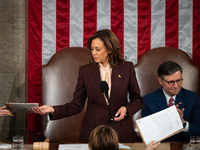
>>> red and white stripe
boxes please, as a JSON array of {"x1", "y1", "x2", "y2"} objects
[{"x1": 28, "y1": 0, "x2": 200, "y2": 143}]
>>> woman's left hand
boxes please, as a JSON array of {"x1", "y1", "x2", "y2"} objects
[{"x1": 113, "y1": 106, "x2": 127, "y2": 121}]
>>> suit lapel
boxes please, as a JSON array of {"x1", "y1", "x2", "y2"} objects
[
  {"x1": 87, "y1": 64, "x2": 126, "y2": 106},
  {"x1": 157, "y1": 88, "x2": 185, "y2": 110},
  {"x1": 157, "y1": 88, "x2": 168, "y2": 110},
  {"x1": 109, "y1": 65, "x2": 124, "y2": 103},
  {"x1": 87, "y1": 66, "x2": 108, "y2": 106},
  {"x1": 175, "y1": 88, "x2": 185, "y2": 110}
]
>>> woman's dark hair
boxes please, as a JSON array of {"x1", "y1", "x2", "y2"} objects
[
  {"x1": 158, "y1": 61, "x2": 182, "y2": 79},
  {"x1": 87, "y1": 29, "x2": 124, "y2": 68}
]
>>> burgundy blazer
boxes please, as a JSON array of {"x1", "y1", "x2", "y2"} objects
[{"x1": 50, "y1": 61, "x2": 143, "y2": 143}]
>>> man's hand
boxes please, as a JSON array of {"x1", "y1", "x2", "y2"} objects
[
  {"x1": 0, "y1": 106, "x2": 11, "y2": 116},
  {"x1": 176, "y1": 104, "x2": 185, "y2": 122},
  {"x1": 145, "y1": 141, "x2": 160, "y2": 150}
]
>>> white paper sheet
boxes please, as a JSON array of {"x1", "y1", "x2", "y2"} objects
[
  {"x1": 58, "y1": 143, "x2": 131, "y2": 150},
  {"x1": 58, "y1": 144, "x2": 88, "y2": 150},
  {"x1": 135, "y1": 105, "x2": 183, "y2": 145}
]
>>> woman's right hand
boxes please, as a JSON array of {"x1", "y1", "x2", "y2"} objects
[{"x1": 32, "y1": 105, "x2": 54, "y2": 115}]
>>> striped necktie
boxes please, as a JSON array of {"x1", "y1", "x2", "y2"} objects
[{"x1": 168, "y1": 97, "x2": 174, "y2": 107}]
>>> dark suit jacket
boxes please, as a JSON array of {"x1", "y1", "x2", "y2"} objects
[
  {"x1": 50, "y1": 61, "x2": 143, "y2": 143},
  {"x1": 142, "y1": 87, "x2": 200, "y2": 142}
]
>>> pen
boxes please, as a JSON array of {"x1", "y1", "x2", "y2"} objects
[{"x1": 6, "y1": 112, "x2": 14, "y2": 117}]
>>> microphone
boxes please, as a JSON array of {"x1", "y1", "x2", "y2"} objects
[
  {"x1": 100, "y1": 81, "x2": 118, "y2": 132},
  {"x1": 100, "y1": 81, "x2": 109, "y2": 101}
]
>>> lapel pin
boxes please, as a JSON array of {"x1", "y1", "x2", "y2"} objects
[
  {"x1": 179, "y1": 102, "x2": 182, "y2": 104},
  {"x1": 118, "y1": 74, "x2": 121, "y2": 78}
]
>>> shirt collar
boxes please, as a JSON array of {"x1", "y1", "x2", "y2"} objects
[
  {"x1": 162, "y1": 88, "x2": 176, "y2": 101},
  {"x1": 99, "y1": 63, "x2": 111, "y2": 69}
]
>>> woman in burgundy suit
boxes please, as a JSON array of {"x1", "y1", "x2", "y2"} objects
[{"x1": 33, "y1": 29, "x2": 143, "y2": 143}]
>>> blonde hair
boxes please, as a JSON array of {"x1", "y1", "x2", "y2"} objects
[{"x1": 88, "y1": 125, "x2": 119, "y2": 150}]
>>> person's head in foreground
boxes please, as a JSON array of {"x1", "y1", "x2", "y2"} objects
[
  {"x1": 88, "y1": 125, "x2": 160, "y2": 150},
  {"x1": 157, "y1": 61, "x2": 183, "y2": 97},
  {"x1": 88, "y1": 125, "x2": 119, "y2": 150}
]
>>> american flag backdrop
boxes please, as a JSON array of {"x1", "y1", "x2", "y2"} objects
[{"x1": 28, "y1": 0, "x2": 200, "y2": 142}]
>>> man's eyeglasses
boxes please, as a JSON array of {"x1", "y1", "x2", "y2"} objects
[{"x1": 161, "y1": 78, "x2": 183, "y2": 86}]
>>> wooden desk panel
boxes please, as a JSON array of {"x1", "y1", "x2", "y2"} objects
[
  {"x1": 122, "y1": 143, "x2": 170, "y2": 150},
  {"x1": 0, "y1": 142, "x2": 185, "y2": 150}
]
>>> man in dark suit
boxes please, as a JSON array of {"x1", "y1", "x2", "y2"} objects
[{"x1": 142, "y1": 61, "x2": 200, "y2": 142}]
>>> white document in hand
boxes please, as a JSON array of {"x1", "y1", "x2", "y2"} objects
[
  {"x1": 135, "y1": 105, "x2": 183, "y2": 145},
  {"x1": 5, "y1": 102, "x2": 39, "y2": 112}
]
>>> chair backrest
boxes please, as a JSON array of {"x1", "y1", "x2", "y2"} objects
[
  {"x1": 134, "y1": 47, "x2": 200, "y2": 96},
  {"x1": 133, "y1": 47, "x2": 200, "y2": 130},
  {"x1": 42, "y1": 47, "x2": 91, "y2": 142}
]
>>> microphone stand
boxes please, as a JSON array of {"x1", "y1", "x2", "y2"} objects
[
  {"x1": 100, "y1": 81, "x2": 118, "y2": 134},
  {"x1": 104, "y1": 95, "x2": 118, "y2": 135}
]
